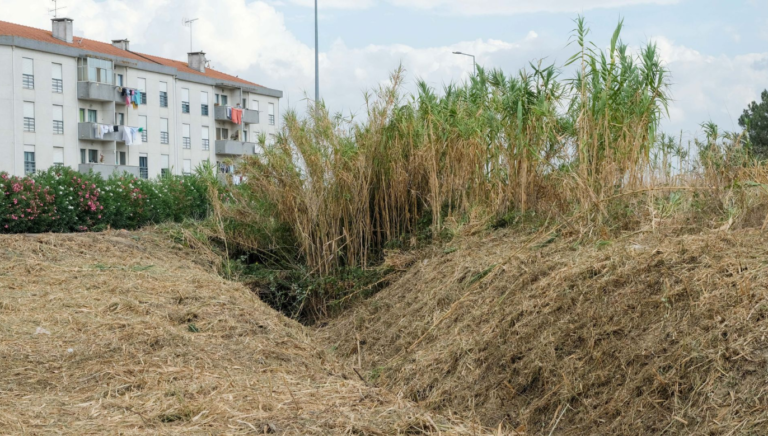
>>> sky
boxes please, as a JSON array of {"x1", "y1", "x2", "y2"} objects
[{"x1": 5, "y1": 0, "x2": 768, "y2": 140}]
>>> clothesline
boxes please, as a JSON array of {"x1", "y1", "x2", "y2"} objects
[
  {"x1": 91, "y1": 123, "x2": 144, "y2": 145},
  {"x1": 120, "y1": 87, "x2": 143, "y2": 109},
  {"x1": 226, "y1": 107, "x2": 244, "y2": 125}
]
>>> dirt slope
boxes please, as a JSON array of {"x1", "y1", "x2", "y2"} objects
[
  {"x1": 0, "y1": 231, "x2": 483, "y2": 435},
  {"x1": 320, "y1": 228, "x2": 768, "y2": 435}
]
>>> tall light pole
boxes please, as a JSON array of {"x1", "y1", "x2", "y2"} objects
[
  {"x1": 315, "y1": 0, "x2": 319, "y2": 104},
  {"x1": 452, "y1": 51, "x2": 476, "y2": 76}
]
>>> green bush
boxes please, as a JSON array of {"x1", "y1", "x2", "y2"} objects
[{"x1": 1, "y1": 167, "x2": 211, "y2": 234}]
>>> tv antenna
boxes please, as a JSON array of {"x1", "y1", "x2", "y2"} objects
[
  {"x1": 49, "y1": 0, "x2": 67, "y2": 18},
  {"x1": 183, "y1": 17, "x2": 199, "y2": 53}
]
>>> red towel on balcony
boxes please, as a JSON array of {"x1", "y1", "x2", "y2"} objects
[{"x1": 231, "y1": 108, "x2": 243, "y2": 125}]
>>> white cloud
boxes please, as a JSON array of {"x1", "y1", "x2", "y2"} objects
[
  {"x1": 286, "y1": 0, "x2": 679, "y2": 13},
  {"x1": 652, "y1": 36, "x2": 768, "y2": 137}
]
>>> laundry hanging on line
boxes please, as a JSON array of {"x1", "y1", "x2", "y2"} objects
[{"x1": 231, "y1": 108, "x2": 243, "y2": 125}]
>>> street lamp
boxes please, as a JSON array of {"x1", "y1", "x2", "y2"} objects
[{"x1": 452, "y1": 51, "x2": 476, "y2": 76}]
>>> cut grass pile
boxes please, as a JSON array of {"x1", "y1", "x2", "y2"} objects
[
  {"x1": 0, "y1": 230, "x2": 485, "y2": 435},
  {"x1": 321, "y1": 227, "x2": 768, "y2": 434}
]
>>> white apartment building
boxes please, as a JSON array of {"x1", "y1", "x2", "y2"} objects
[{"x1": 0, "y1": 18, "x2": 282, "y2": 179}]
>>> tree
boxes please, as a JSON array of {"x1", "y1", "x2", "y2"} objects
[{"x1": 738, "y1": 90, "x2": 768, "y2": 159}]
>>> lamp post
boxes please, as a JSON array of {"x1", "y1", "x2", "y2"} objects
[{"x1": 452, "y1": 51, "x2": 476, "y2": 76}]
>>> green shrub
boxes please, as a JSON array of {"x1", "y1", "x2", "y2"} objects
[{"x1": 1, "y1": 167, "x2": 211, "y2": 234}]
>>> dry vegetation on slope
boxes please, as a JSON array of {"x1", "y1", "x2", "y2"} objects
[
  {"x1": 0, "y1": 230, "x2": 484, "y2": 435},
  {"x1": 320, "y1": 227, "x2": 768, "y2": 435}
]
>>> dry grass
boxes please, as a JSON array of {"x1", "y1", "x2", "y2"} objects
[
  {"x1": 0, "y1": 230, "x2": 487, "y2": 435},
  {"x1": 320, "y1": 226, "x2": 768, "y2": 434}
]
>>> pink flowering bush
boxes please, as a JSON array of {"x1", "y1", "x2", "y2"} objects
[{"x1": 1, "y1": 167, "x2": 210, "y2": 234}]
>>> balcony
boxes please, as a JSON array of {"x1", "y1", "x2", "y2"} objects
[
  {"x1": 77, "y1": 81, "x2": 123, "y2": 104},
  {"x1": 78, "y1": 163, "x2": 141, "y2": 179},
  {"x1": 215, "y1": 140, "x2": 257, "y2": 156},
  {"x1": 78, "y1": 122, "x2": 139, "y2": 143},
  {"x1": 214, "y1": 105, "x2": 259, "y2": 124}
]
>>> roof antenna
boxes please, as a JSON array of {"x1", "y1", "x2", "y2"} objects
[
  {"x1": 183, "y1": 17, "x2": 199, "y2": 53},
  {"x1": 49, "y1": 0, "x2": 67, "y2": 18}
]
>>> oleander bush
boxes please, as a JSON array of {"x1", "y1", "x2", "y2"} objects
[{"x1": 1, "y1": 166, "x2": 211, "y2": 234}]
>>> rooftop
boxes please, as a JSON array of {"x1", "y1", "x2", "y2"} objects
[{"x1": 0, "y1": 19, "x2": 264, "y2": 89}]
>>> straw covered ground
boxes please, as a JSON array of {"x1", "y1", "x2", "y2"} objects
[
  {"x1": 320, "y1": 227, "x2": 768, "y2": 435},
  {"x1": 0, "y1": 230, "x2": 485, "y2": 435}
]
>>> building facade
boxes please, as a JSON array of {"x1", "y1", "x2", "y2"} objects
[{"x1": 0, "y1": 18, "x2": 282, "y2": 179}]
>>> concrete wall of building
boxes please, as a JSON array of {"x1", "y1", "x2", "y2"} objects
[{"x1": 0, "y1": 34, "x2": 282, "y2": 179}]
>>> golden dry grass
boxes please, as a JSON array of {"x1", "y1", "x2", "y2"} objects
[
  {"x1": 0, "y1": 230, "x2": 486, "y2": 435},
  {"x1": 321, "y1": 227, "x2": 768, "y2": 434}
]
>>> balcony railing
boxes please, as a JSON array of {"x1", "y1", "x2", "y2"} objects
[
  {"x1": 159, "y1": 92, "x2": 168, "y2": 107},
  {"x1": 182, "y1": 102, "x2": 190, "y2": 114},
  {"x1": 183, "y1": 137, "x2": 191, "y2": 149},
  {"x1": 215, "y1": 139, "x2": 257, "y2": 156},
  {"x1": 269, "y1": 114, "x2": 275, "y2": 125},
  {"x1": 142, "y1": 130, "x2": 148, "y2": 142},
  {"x1": 140, "y1": 167, "x2": 149, "y2": 179},
  {"x1": 52, "y1": 78, "x2": 63, "y2": 93},
  {"x1": 202, "y1": 138, "x2": 210, "y2": 151},
  {"x1": 79, "y1": 163, "x2": 141, "y2": 179},
  {"x1": 201, "y1": 104, "x2": 209, "y2": 116},
  {"x1": 77, "y1": 82, "x2": 123, "y2": 103},
  {"x1": 53, "y1": 120, "x2": 64, "y2": 134},
  {"x1": 160, "y1": 132, "x2": 169, "y2": 144},
  {"x1": 213, "y1": 106, "x2": 259, "y2": 124},
  {"x1": 140, "y1": 92, "x2": 147, "y2": 104},
  {"x1": 23, "y1": 74, "x2": 34, "y2": 89},
  {"x1": 23, "y1": 117, "x2": 35, "y2": 132}
]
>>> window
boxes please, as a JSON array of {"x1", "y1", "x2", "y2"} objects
[
  {"x1": 268, "y1": 103, "x2": 275, "y2": 125},
  {"x1": 182, "y1": 123, "x2": 191, "y2": 149},
  {"x1": 22, "y1": 58, "x2": 34, "y2": 89},
  {"x1": 181, "y1": 88, "x2": 190, "y2": 113},
  {"x1": 139, "y1": 115, "x2": 148, "y2": 142},
  {"x1": 138, "y1": 78, "x2": 147, "y2": 104},
  {"x1": 115, "y1": 112, "x2": 124, "y2": 126},
  {"x1": 88, "y1": 149, "x2": 99, "y2": 163},
  {"x1": 77, "y1": 57, "x2": 113, "y2": 84},
  {"x1": 88, "y1": 109, "x2": 97, "y2": 123},
  {"x1": 201, "y1": 91, "x2": 209, "y2": 116},
  {"x1": 242, "y1": 98, "x2": 247, "y2": 108},
  {"x1": 115, "y1": 73, "x2": 123, "y2": 87},
  {"x1": 159, "y1": 81, "x2": 168, "y2": 107},
  {"x1": 54, "y1": 147, "x2": 65, "y2": 165},
  {"x1": 24, "y1": 148, "x2": 35, "y2": 175},
  {"x1": 79, "y1": 108, "x2": 85, "y2": 122},
  {"x1": 53, "y1": 105, "x2": 64, "y2": 134},
  {"x1": 183, "y1": 159, "x2": 192, "y2": 175},
  {"x1": 52, "y1": 63, "x2": 63, "y2": 93},
  {"x1": 202, "y1": 126, "x2": 210, "y2": 150},
  {"x1": 221, "y1": 94, "x2": 228, "y2": 106},
  {"x1": 215, "y1": 94, "x2": 220, "y2": 105},
  {"x1": 243, "y1": 130, "x2": 248, "y2": 142},
  {"x1": 161, "y1": 154, "x2": 170, "y2": 177},
  {"x1": 23, "y1": 102, "x2": 34, "y2": 132},
  {"x1": 160, "y1": 118, "x2": 169, "y2": 144},
  {"x1": 80, "y1": 149, "x2": 86, "y2": 164},
  {"x1": 139, "y1": 155, "x2": 148, "y2": 179},
  {"x1": 116, "y1": 151, "x2": 126, "y2": 166},
  {"x1": 216, "y1": 127, "x2": 229, "y2": 140}
]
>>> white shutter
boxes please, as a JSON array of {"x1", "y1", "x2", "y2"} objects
[
  {"x1": 139, "y1": 115, "x2": 147, "y2": 130},
  {"x1": 201, "y1": 91, "x2": 208, "y2": 104},
  {"x1": 160, "y1": 118, "x2": 168, "y2": 133},
  {"x1": 252, "y1": 100, "x2": 259, "y2": 111},
  {"x1": 161, "y1": 154, "x2": 170, "y2": 169},
  {"x1": 202, "y1": 126, "x2": 209, "y2": 140},
  {"x1": 22, "y1": 58, "x2": 33, "y2": 75},
  {"x1": 138, "y1": 78, "x2": 146, "y2": 92},
  {"x1": 182, "y1": 88, "x2": 189, "y2": 102},
  {"x1": 53, "y1": 105, "x2": 63, "y2": 122},
  {"x1": 52, "y1": 63, "x2": 62, "y2": 80},
  {"x1": 53, "y1": 147, "x2": 65, "y2": 164},
  {"x1": 23, "y1": 102, "x2": 34, "y2": 118},
  {"x1": 183, "y1": 123, "x2": 190, "y2": 137},
  {"x1": 159, "y1": 81, "x2": 167, "y2": 92},
  {"x1": 183, "y1": 159, "x2": 191, "y2": 174}
]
